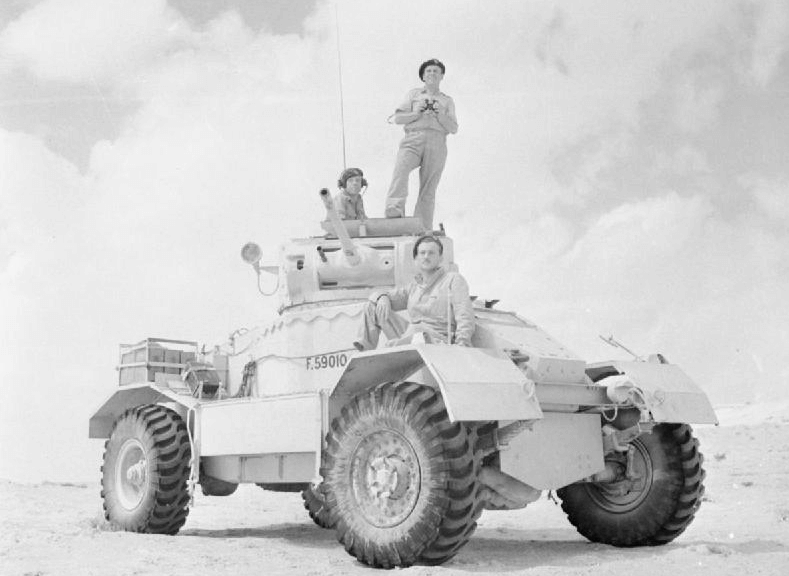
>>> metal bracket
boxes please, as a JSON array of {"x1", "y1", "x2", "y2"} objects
[
  {"x1": 478, "y1": 420, "x2": 535, "y2": 456},
  {"x1": 601, "y1": 422, "x2": 653, "y2": 454},
  {"x1": 185, "y1": 405, "x2": 200, "y2": 506}
]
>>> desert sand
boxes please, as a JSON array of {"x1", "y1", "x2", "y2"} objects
[{"x1": 2, "y1": 403, "x2": 788, "y2": 576}]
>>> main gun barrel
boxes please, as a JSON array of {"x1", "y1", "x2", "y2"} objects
[{"x1": 319, "y1": 188, "x2": 361, "y2": 266}]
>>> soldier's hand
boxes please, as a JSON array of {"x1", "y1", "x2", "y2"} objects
[
  {"x1": 413, "y1": 100, "x2": 427, "y2": 114},
  {"x1": 376, "y1": 295, "x2": 392, "y2": 322}
]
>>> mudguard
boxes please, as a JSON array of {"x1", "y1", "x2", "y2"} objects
[
  {"x1": 88, "y1": 382, "x2": 199, "y2": 438},
  {"x1": 329, "y1": 344, "x2": 544, "y2": 422},
  {"x1": 89, "y1": 382, "x2": 322, "y2": 484},
  {"x1": 590, "y1": 360, "x2": 718, "y2": 425}
]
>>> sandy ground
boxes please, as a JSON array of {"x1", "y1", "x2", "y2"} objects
[{"x1": 2, "y1": 405, "x2": 789, "y2": 576}]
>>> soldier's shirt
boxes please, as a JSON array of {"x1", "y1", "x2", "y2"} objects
[
  {"x1": 372, "y1": 267, "x2": 474, "y2": 345},
  {"x1": 333, "y1": 191, "x2": 366, "y2": 220},
  {"x1": 395, "y1": 88, "x2": 458, "y2": 135}
]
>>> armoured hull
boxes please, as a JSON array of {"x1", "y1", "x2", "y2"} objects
[{"x1": 90, "y1": 208, "x2": 718, "y2": 567}]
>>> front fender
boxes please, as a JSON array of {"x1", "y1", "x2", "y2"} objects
[
  {"x1": 329, "y1": 344, "x2": 543, "y2": 422},
  {"x1": 590, "y1": 360, "x2": 718, "y2": 425},
  {"x1": 88, "y1": 383, "x2": 200, "y2": 438}
]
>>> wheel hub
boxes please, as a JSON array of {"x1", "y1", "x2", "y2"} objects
[
  {"x1": 116, "y1": 439, "x2": 148, "y2": 510},
  {"x1": 350, "y1": 430, "x2": 421, "y2": 528},
  {"x1": 589, "y1": 442, "x2": 652, "y2": 511},
  {"x1": 126, "y1": 460, "x2": 146, "y2": 485}
]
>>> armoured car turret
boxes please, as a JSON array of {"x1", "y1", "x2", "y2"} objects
[
  {"x1": 90, "y1": 188, "x2": 718, "y2": 569},
  {"x1": 240, "y1": 188, "x2": 442, "y2": 310}
]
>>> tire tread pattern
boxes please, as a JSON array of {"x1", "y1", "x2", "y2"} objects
[
  {"x1": 557, "y1": 423, "x2": 705, "y2": 547},
  {"x1": 322, "y1": 382, "x2": 483, "y2": 568},
  {"x1": 101, "y1": 404, "x2": 191, "y2": 535},
  {"x1": 302, "y1": 484, "x2": 334, "y2": 529}
]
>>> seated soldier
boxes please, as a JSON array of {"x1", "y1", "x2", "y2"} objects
[
  {"x1": 334, "y1": 167, "x2": 367, "y2": 220},
  {"x1": 354, "y1": 235, "x2": 474, "y2": 350}
]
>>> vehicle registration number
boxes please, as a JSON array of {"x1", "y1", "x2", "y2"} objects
[{"x1": 306, "y1": 353, "x2": 349, "y2": 371}]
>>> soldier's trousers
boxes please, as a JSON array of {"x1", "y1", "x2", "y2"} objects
[
  {"x1": 354, "y1": 301, "x2": 409, "y2": 351},
  {"x1": 354, "y1": 301, "x2": 449, "y2": 351},
  {"x1": 384, "y1": 130, "x2": 447, "y2": 230}
]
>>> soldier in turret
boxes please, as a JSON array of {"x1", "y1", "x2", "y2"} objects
[
  {"x1": 334, "y1": 167, "x2": 367, "y2": 220},
  {"x1": 384, "y1": 58, "x2": 457, "y2": 230},
  {"x1": 353, "y1": 235, "x2": 474, "y2": 351}
]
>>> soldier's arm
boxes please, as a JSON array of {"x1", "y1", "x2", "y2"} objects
[
  {"x1": 384, "y1": 286, "x2": 409, "y2": 311},
  {"x1": 392, "y1": 90, "x2": 426, "y2": 124},
  {"x1": 436, "y1": 96, "x2": 458, "y2": 134},
  {"x1": 449, "y1": 274, "x2": 474, "y2": 345},
  {"x1": 368, "y1": 286, "x2": 409, "y2": 311}
]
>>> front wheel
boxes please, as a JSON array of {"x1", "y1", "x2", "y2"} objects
[
  {"x1": 557, "y1": 423, "x2": 705, "y2": 546},
  {"x1": 322, "y1": 382, "x2": 483, "y2": 568},
  {"x1": 101, "y1": 405, "x2": 192, "y2": 534}
]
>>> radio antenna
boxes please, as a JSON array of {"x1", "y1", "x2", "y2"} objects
[
  {"x1": 334, "y1": 3, "x2": 347, "y2": 170},
  {"x1": 599, "y1": 334, "x2": 643, "y2": 361}
]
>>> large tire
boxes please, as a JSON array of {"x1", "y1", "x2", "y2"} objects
[
  {"x1": 302, "y1": 484, "x2": 333, "y2": 529},
  {"x1": 557, "y1": 423, "x2": 705, "y2": 546},
  {"x1": 322, "y1": 382, "x2": 483, "y2": 568},
  {"x1": 101, "y1": 404, "x2": 192, "y2": 535}
]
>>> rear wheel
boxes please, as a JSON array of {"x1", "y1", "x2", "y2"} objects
[
  {"x1": 302, "y1": 484, "x2": 333, "y2": 529},
  {"x1": 557, "y1": 423, "x2": 705, "y2": 546},
  {"x1": 101, "y1": 405, "x2": 192, "y2": 534},
  {"x1": 322, "y1": 382, "x2": 482, "y2": 568}
]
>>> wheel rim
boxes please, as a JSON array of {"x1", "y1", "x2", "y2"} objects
[
  {"x1": 350, "y1": 429, "x2": 421, "y2": 528},
  {"x1": 115, "y1": 438, "x2": 149, "y2": 510},
  {"x1": 586, "y1": 440, "x2": 653, "y2": 512}
]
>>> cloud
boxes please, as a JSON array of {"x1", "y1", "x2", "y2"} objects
[
  {"x1": 740, "y1": 174, "x2": 789, "y2": 221},
  {"x1": 672, "y1": 81, "x2": 726, "y2": 135},
  {"x1": 486, "y1": 192, "x2": 789, "y2": 403},
  {"x1": 748, "y1": 0, "x2": 789, "y2": 87},
  {"x1": 655, "y1": 145, "x2": 711, "y2": 177},
  {"x1": 549, "y1": 128, "x2": 634, "y2": 206},
  {"x1": 0, "y1": 130, "x2": 86, "y2": 273},
  {"x1": 0, "y1": 0, "x2": 191, "y2": 83}
]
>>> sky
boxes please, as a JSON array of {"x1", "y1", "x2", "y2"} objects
[{"x1": 1, "y1": 0, "x2": 788, "y2": 482}]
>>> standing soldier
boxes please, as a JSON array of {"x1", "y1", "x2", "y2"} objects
[{"x1": 384, "y1": 58, "x2": 457, "y2": 230}]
